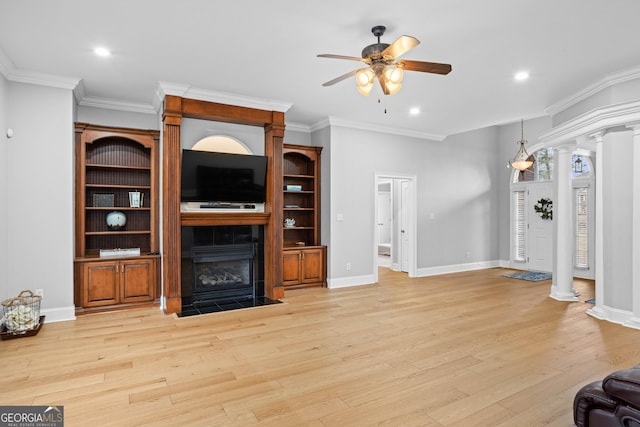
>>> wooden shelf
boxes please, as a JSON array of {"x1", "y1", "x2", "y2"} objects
[
  {"x1": 282, "y1": 144, "x2": 325, "y2": 289},
  {"x1": 75, "y1": 123, "x2": 160, "y2": 311},
  {"x1": 87, "y1": 164, "x2": 151, "y2": 171}
]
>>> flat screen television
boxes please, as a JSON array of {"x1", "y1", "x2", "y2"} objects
[{"x1": 181, "y1": 149, "x2": 268, "y2": 204}]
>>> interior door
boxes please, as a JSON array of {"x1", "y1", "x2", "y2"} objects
[
  {"x1": 377, "y1": 190, "x2": 391, "y2": 247},
  {"x1": 527, "y1": 182, "x2": 553, "y2": 272},
  {"x1": 400, "y1": 180, "x2": 410, "y2": 272}
]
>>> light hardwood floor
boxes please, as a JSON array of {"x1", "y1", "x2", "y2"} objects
[{"x1": 1, "y1": 268, "x2": 638, "y2": 426}]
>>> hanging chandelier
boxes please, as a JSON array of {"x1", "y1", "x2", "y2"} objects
[{"x1": 510, "y1": 119, "x2": 534, "y2": 171}]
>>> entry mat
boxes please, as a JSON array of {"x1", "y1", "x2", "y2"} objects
[{"x1": 503, "y1": 271, "x2": 552, "y2": 282}]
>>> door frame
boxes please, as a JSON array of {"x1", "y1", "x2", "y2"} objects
[{"x1": 373, "y1": 173, "x2": 417, "y2": 282}]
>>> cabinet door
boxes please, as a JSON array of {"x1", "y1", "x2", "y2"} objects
[
  {"x1": 82, "y1": 261, "x2": 119, "y2": 307},
  {"x1": 300, "y1": 248, "x2": 324, "y2": 284},
  {"x1": 282, "y1": 250, "x2": 302, "y2": 286},
  {"x1": 120, "y1": 259, "x2": 155, "y2": 303}
]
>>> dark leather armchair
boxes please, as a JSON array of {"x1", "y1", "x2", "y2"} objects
[{"x1": 574, "y1": 365, "x2": 640, "y2": 426}]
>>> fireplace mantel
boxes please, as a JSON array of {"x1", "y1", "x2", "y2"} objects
[
  {"x1": 162, "y1": 95, "x2": 285, "y2": 314},
  {"x1": 180, "y1": 212, "x2": 271, "y2": 227}
]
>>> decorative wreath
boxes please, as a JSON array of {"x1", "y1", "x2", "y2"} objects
[{"x1": 534, "y1": 198, "x2": 553, "y2": 220}]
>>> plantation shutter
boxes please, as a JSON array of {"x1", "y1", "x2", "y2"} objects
[
  {"x1": 575, "y1": 188, "x2": 589, "y2": 269},
  {"x1": 513, "y1": 190, "x2": 526, "y2": 261}
]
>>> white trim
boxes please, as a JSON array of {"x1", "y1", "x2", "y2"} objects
[
  {"x1": 285, "y1": 122, "x2": 311, "y2": 133},
  {"x1": 40, "y1": 306, "x2": 76, "y2": 323},
  {"x1": 587, "y1": 304, "x2": 635, "y2": 327},
  {"x1": 415, "y1": 260, "x2": 501, "y2": 277},
  {"x1": 327, "y1": 116, "x2": 445, "y2": 142},
  {"x1": 328, "y1": 274, "x2": 375, "y2": 289},
  {"x1": 545, "y1": 65, "x2": 640, "y2": 116},
  {"x1": 4, "y1": 68, "x2": 80, "y2": 91},
  {"x1": 78, "y1": 95, "x2": 157, "y2": 115},
  {"x1": 373, "y1": 173, "x2": 417, "y2": 282},
  {"x1": 538, "y1": 99, "x2": 640, "y2": 149}
]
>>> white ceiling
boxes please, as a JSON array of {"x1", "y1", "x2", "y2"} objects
[{"x1": 1, "y1": 0, "x2": 639, "y2": 138}]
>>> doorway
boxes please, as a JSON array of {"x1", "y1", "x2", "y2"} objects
[{"x1": 374, "y1": 173, "x2": 417, "y2": 282}]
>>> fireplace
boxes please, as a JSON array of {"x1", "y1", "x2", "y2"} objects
[
  {"x1": 180, "y1": 225, "x2": 279, "y2": 315},
  {"x1": 191, "y1": 243, "x2": 255, "y2": 303}
]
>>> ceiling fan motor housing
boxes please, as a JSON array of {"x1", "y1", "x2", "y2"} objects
[{"x1": 362, "y1": 43, "x2": 390, "y2": 61}]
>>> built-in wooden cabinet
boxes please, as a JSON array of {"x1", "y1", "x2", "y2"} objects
[
  {"x1": 79, "y1": 257, "x2": 156, "y2": 307},
  {"x1": 282, "y1": 246, "x2": 326, "y2": 288},
  {"x1": 74, "y1": 123, "x2": 160, "y2": 313},
  {"x1": 282, "y1": 144, "x2": 326, "y2": 289}
]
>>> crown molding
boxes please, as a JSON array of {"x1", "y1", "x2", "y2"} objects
[
  {"x1": 77, "y1": 95, "x2": 157, "y2": 115},
  {"x1": 284, "y1": 122, "x2": 311, "y2": 133},
  {"x1": 0, "y1": 47, "x2": 14, "y2": 79},
  {"x1": 545, "y1": 65, "x2": 640, "y2": 116},
  {"x1": 155, "y1": 81, "x2": 293, "y2": 114},
  {"x1": 324, "y1": 116, "x2": 445, "y2": 141},
  {"x1": 538, "y1": 99, "x2": 640, "y2": 147}
]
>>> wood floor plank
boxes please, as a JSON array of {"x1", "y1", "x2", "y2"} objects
[{"x1": 0, "y1": 267, "x2": 637, "y2": 426}]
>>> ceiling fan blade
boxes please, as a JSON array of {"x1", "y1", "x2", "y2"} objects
[
  {"x1": 397, "y1": 60, "x2": 452, "y2": 75},
  {"x1": 381, "y1": 35, "x2": 420, "y2": 60},
  {"x1": 317, "y1": 54, "x2": 364, "y2": 62},
  {"x1": 378, "y1": 75, "x2": 391, "y2": 95},
  {"x1": 322, "y1": 69, "x2": 358, "y2": 87}
]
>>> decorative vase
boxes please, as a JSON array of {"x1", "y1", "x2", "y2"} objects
[{"x1": 106, "y1": 211, "x2": 127, "y2": 230}]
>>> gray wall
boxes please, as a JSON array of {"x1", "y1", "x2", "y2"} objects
[
  {"x1": 603, "y1": 130, "x2": 633, "y2": 310},
  {"x1": 326, "y1": 123, "x2": 502, "y2": 283},
  {"x1": 0, "y1": 74, "x2": 7, "y2": 300},
  {"x1": 6, "y1": 83, "x2": 75, "y2": 313},
  {"x1": 77, "y1": 106, "x2": 159, "y2": 131}
]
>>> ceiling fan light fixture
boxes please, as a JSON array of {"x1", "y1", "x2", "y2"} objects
[
  {"x1": 384, "y1": 80, "x2": 403, "y2": 95},
  {"x1": 383, "y1": 66, "x2": 404, "y2": 85},
  {"x1": 356, "y1": 81, "x2": 374, "y2": 96},
  {"x1": 356, "y1": 68, "x2": 375, "y2": 87}
]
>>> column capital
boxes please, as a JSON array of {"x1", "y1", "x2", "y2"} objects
[
  {"x1": 589, "y1": 131, "x2": 605, "y2": 143},
  {"x1": 626, "y1": 122, "x2": 640, "y2": 135}
]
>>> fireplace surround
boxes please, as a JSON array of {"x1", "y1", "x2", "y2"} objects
[{"x1": 180, "y1": 225, "x2": 279, "y2": 316}]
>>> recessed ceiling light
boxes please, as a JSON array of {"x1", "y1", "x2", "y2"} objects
[
  {"x1": 409, "y1": 107, "x2": 421, "y2": 116},
  {"x1": 514, "y1": 71, "x2": 529, "y2": 81},
  {"x1": 94, "y1": 47, "x2": 111, "y2": 57}
]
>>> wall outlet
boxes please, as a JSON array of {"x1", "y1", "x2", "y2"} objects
[
  {"x1": 346, "y1": 262, "x2": 351, "y2": 271},
  {"x1": 465, "y1": 251, "x2": 471, "y2": 258},
  {"x1": 35, "y1": 289, "x2": 44, "y2": 298}
]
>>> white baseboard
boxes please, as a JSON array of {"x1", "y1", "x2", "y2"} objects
[
  {"x1": 415, "y1": 260, "x2": 502, "y2": 277},
  {"x1": 41, "y1": 306, "x2": 76, "y2": 323},
  {"x1": 328, "y1": 274, "x2": 376, "y2": 289}
]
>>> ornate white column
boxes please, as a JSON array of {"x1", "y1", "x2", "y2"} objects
[
  {"x1": 624, "y1": 124, "x2": 640, "y2": 329},
  {"x1": 587, "y1": 132, "x2": 606, "y2": 319},
  {"x1": 550, "y1": 144, "x2": 579, "y2": 301}
]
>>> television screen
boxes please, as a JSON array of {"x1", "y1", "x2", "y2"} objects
[{"x1": 181, "y1": 149, "x2": 268, "y2": 204}]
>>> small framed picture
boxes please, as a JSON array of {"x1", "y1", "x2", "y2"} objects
[
  {"x1": 129, "y1": 191, "x2": 142, "y2": 208},
  {"x1": 93, "y1": 193, "x2": 114, "y2": 207}
]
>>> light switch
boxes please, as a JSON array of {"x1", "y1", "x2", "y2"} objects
[{"x1": 337, "y1": 213, "x2": 344, "y2": 221}]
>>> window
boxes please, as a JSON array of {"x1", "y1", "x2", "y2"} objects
[
  {"x1": 514, "y1": 148, "x2": 554, "y2": 183},
  {"x1": 513, "y1": 190, "x2": 526, "y2": 262},
  {"x1": 575, "y1": 188, "x2": 589, "y2": 269}
]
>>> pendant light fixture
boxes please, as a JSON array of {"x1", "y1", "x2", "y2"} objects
[{"x1": 510, "y1": 119, "x2": 534, "y2": 171}]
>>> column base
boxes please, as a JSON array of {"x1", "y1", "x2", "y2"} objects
[{"x1": 549, "y1": 287, "x2": 580, "y2": 302}]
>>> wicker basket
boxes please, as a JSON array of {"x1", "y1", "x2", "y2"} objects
[{"x1": 2, "y1": 290, "x2": 42, "y2": 332}]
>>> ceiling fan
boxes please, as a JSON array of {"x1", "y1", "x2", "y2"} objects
[{"x1": 318, "y1": 25, "x2": 452, "y2": 96}]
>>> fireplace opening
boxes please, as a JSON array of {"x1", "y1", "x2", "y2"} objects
[
  {"x1": 180, "y1": 225, "x2": 280, "y2": 316},
  {"x1": 191, "y1": 243, "x2": 255, "y2": 302}
]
